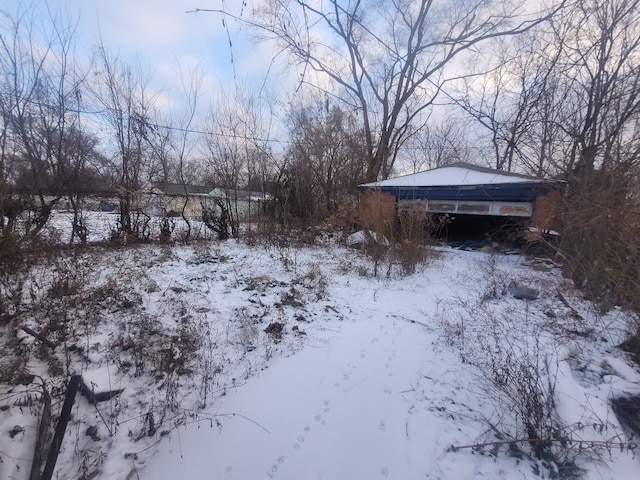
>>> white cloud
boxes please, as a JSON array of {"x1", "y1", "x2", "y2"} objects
[{"x1": 4, "y1": 0, "x2": 295, "y2": 109}]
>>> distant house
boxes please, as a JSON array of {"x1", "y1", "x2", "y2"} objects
[
  {"x1": 143, "y1": 182, "x2": 211, "y2": 219},
  {"x1": 204, "y1": 188, "x2": 272, "y2": 221},
  {"x1": 358, "y1": 162, "x2": 565, "y2": 234}
]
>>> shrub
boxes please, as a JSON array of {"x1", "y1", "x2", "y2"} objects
[
  {"x1": 557, "y1": 169, "x2": 640, "y2": 364},
  {"x1": 437, "y1": 297, "x2": 576, "y2": 474},
  {"x1": 393, "y1": 211, "x2": 434, "y2": 275},
  {"x1": 202, "y1": 202, "x2": 231, "y2": 240},
  {"x1": 355, "y1": 208, "x2": 436, "y2": 277},
  {"x1": 557, "y1": 171, "x2": 640, "y2": 310}
]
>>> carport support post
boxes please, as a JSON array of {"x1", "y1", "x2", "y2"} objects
[{"x1": 40, "y1": 375, "x2": 81, "y2": 480}]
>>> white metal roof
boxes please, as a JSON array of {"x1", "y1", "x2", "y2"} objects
[{"x1": 359, "y1": 163, "x2": 543, "y2": 188}]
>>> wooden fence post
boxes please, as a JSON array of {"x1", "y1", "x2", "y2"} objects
[
  {"x1": 29, "y1": 382, "x2": 51, "y2": 480},
  {"x1": 40, "y1": 375, "x2": 81, "y2": 480}
]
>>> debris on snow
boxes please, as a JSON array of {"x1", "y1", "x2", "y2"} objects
[
  {"x1": 264, "y1": 322, "x2": 284, "y2": 341},
  {"x1": 8, "y1": 425, "x2": 24, "y2": 438},
  {"x1": 507, "y1": 280, "x2": 539, "y2": 300},
  {"x1": 81, "y1": 366, "x2": 125, "y2": 403},
  {"x1": 346, "y1": 230, "x2": 389, "y2": 249}
]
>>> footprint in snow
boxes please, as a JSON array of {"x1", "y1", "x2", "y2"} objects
[
  {"x1": 379, "y1": 420, "x2": 386, "y2": 432},
  {"x1": 381, "y1": 466, "x2": 389, "y2": 477},
  {"x1": 295, "y1": 419, "x2": 316, "y2": 451}
]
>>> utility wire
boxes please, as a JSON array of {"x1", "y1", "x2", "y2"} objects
[{"x1": 0, "y1": 93, "x2": 486, "y2": 152}]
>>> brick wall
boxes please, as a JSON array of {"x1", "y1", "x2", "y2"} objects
[{"x1": 530, "y1": 187, "x2": 562, "y2": 231}]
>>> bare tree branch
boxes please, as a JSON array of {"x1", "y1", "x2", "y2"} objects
[{"x1": 192, "y1": 0, "x2": 566, "y2": 181}]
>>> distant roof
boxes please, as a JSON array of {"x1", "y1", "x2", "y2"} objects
[
  {"x1": 359, "y1": 163, "x2": 545, "y2": 189},
  {"x1": 209, "y1": 187, "x2": 272, "y2": 201},
  {"x1": 153, "y1": 182, "x2": 211, "y2": 195}
]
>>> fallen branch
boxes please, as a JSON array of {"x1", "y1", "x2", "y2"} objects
[
  {"x1": 448, "y1": 436, "x2": 638, "y2": 454},
  {"x1": 389, "y1": 314, "x2": 433, "y2": 331},
  {"x1": 556, "y1": 290, "x2": 584, "y2": 321},
  {"x1": 21, "y1": 326, "x2": 57, "y2": 350}
]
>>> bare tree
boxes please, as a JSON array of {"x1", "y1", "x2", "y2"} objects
[
  {"x1": 168, "y1": 63, "x2": 204, "y2": 240},
  {"x1": 285, "y1": 96, "x2": 366, "y2": 220},
  {"x1": 553, "y1": 0, "x2": 640, "y2": 178},
  {"x1": 91, "y1": 45, "x2": 154, "y2": 238},
  {"x1": 454, "y1": 28, "x2": 565, "y2": 173},
  {"x1": 203, "y1": 97, "x2": 248, "y2": 237},
  {"x1": 59, "y1": 126, "x2": 106, "y2": 244},
  {"x1": 144, "y1": 114, "x2": 174, "y2": 185},
  {"x1": 0, "y1": 3, "x2": 87, "y2": 238},
  {"x1": 403, "y1": 116, "x2": 471, "y2": 173},
  {"x1": 194, "y1": 0, "x2": 564, "y2": 181},
  {"x1": 539, "y1": 0, "x2": 640, "y2": 312},
  {"x1": 202, "y1": 89, "x2": 274, "y2": 237},
  {"x1": 453, "y1": 1, "x2": 640, "y2": 179}
]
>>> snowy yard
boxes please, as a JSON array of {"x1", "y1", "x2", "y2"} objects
[{"x1": 0, "y1": 232, "x2": 639, "y2": 479}]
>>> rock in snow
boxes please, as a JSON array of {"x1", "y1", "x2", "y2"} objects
[{"x1": 508, "y1": 281, "x2": 540, "y2": 300}]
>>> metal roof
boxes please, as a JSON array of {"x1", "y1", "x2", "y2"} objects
[
  {"x1": 358, "y1": 163, "x2": 560, "y2": 202},
  {"x1": 358, "y1": 163, "x2": 544, "y2": 189}
]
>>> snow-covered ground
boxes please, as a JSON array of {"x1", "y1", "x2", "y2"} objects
[{"x1": 1, "y1": 224, "x2": 639, "y2": 479}]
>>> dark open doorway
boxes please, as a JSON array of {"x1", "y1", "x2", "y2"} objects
[{"x1": 432, "y1": 213, "x2": 526, "y2": 243}]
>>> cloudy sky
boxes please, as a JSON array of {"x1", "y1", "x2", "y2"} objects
[{"x1": 4, "y1": 0, "x2": 289, "y2": 104}]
